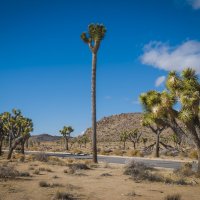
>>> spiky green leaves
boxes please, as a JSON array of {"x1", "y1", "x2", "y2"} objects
[
  {"x1": 59, "y1": 126, "x2": 74, "y2": 137},
  {"x1": 81, "y1": 23, "x2": 106, "y2": 53}
]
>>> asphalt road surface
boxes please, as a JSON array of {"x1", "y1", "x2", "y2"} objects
[{"x1": 25, "y1": 151, "x2": 197, "y2": 170}]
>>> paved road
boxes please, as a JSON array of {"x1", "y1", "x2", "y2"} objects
[{"x1": 25, "y1": 151, "x2": 197, "y2": 170}]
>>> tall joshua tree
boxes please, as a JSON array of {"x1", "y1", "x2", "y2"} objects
[
  {"x1": 81, "y1": 24, "x2": 106, "y2": 163},
  {"x1": 59, "y1": 126, "x2": 74, "y2": 151}
]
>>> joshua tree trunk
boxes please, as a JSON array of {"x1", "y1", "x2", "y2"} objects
[
  {"x1": 21, "y1": 141, "x2": 25, "y2": 154},
  {"x1": 26, "y1": 138, "x2": 29, "y2": 148},
  {"x1": 197, "y1": 149, "x2": 200, "y2": 174},
  {"x1": 0, "y1": 138, "x2": 3, "y2": 156},
  {"x1": 133, "y1": 142, "x2": 136, "y2": 150},
  {"x1": 155, "y1": 133, "x2": 160, "y2": 158},
  {"x1": 92, "y1": 53, "x2": 97, "y2": 163},
  {"x1": 123, "y1": 141, "x2": 126, "y2": 150},
  {"x1": 7, "y1": 136, "x2": 23, "y2": 159},
  {"x1": 9, "y1": 132, "x2": 12, "y2": 150},
  {"x1": 64, "y1": 136, "x2": 68, "y2": 150}
]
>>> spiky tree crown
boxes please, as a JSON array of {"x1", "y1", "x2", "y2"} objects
[
  {"x1": 81, "y1": 23, "x2": 106, "y2": 53},
  {"x1": 59, "y1": 126, "x2": 74, "y2": 137}
]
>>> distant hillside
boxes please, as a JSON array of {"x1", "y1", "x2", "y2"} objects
[
  {"x1": 84, "y1": 113, "x2": 172, "y2": 142},
  {"x1": 30, "y1": 134, "x2": 61, "y2": 142}
]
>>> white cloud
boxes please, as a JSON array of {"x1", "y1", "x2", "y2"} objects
[
  {"x1": 155, "y1": 76, "x2": 166, "y2": 87},
  {"x1": 140, "y1": 40, "x2": 200, "y2": 73},
  {"x1": 187, "y1": 0, "x2": 200, "y2": 9}
]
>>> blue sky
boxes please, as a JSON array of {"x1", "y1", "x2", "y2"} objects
[{"x1": 0, "y1": 0, "x2": 200, "y2": 136}]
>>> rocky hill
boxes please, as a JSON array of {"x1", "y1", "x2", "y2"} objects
[
  {"x1": 84, "y1": 113, "x2": 172, "y2": 142},
  {"x1": 30, "y1": 134, "x2": 61, "y2": 142}
]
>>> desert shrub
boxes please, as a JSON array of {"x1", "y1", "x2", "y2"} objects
[
  {"x1": 64, "y1": 169, "x2": 68, "y2": 173},
  {"x1": 48, "y1": 156, "x2": 66, "y2": 166},
  {"x1": 19, "y1": 171, "x2": 30, "y2": 177},
  {"x1": 126, "y1": 149, "x2": 144, "y2": 157},
  {"x1": 33, "y1": 169, "x2": 40, "y2": 175},
  {"x1": 71, "y1": 148, "x2": 82, "y2": 154},
  {"x1": 39, "y1": 181, "x2": 50, "y2": 187},
  {"x1": 174, "y1": 163, "x2": 194, "y2": 177},
  {"x1": 39, "y1": 167, "x2": 52, "y2": 172},
  {"x1": 0, "y1": 165, "x2": 19, "y2": 179},
  {"x1": 66, "y1": 158, "x2": 74, "y2": 164},
  {"x1": 174, "y1": 178, "x2": 187, "y2": 185},
  {"x1": 28, "y1": 166, "x2": 35, "y2": 170},
  {"x1": 100, "y1": 173, "x2": 112, "y2": 177},
  {"x1": 188, "y1": 150, "x2": 198, "y2": 160},
  {"x1": 33, "y1": 152, "x2": 49, "y2": 162},
  {"x1": 68, "y1": 163, "x2": 90, "y2": 171},
  {"x1": 124, "y1": 161, "x2": 163, "y2": 182},
  {"x1": 52, "y1": 175, "x2": 59, "y2": 179},
  {"x1": 112, "y1": 149, "x2": 123, "y2": 156},
  {"x1": 164, "y1": 194, "x2": 181, "y2": 200},
  {"x1": 51, "y1": 183, "x2": 63, "y2": 187},
  {"x1": 53, "y1": 191, "x2": 73, "y2": 200},
  {"x1": 100, "y1": 149, "x2": 108, "y2": 155}
]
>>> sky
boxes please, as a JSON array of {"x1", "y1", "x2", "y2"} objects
[{"x1": 0, "y1": 0, "x2": 200, "y2": 136}]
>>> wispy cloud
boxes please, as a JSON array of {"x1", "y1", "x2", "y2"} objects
[
  {"x1": 155, "y1": 76, "x2": 166, "y2": 87},
  {"x1": 187, "y1": 0, "x2": 200, "y2": 9},
  {"x1": 140, "y1": 40, "x2": 200, "y2": 73}
]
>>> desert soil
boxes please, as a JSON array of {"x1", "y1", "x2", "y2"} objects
[{"x1": 0, "y1": 156, "x2": 200, "y2": 200}]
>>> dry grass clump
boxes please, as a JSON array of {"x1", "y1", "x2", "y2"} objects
[
  {"x1": 39, "y1": 181, "x2": 50, "y2": 187},
  {"x1": 124, "y1": 160, "x2": 188, "y2": 185},
  {"x1": 124, "y1": 160, "x2": 161, "y2": 182},
  {"x1": 188, "y1": 150, "x2": 198, "y2": 160},
  {"x1": 164, "y1": 194, "x2": 181, "y2": 200},
  {"x1": 174, "y1": 163, "x2": 194, "y2": 177},
  {"x1": 39, "y1": 167, "x2": 53, "y2": 172},
  {"x1": 33, "y1": 169, "x2": 40, "y2": 175},
  {"x1": 68, "y1": 163, "x2": 90, "y2": 171},
  {"x1": 0, "y1": 164, "x2": 19, "y2": 179},
  {"x1": 52, "y1": 191, "x2": 74, "y2": 200},
  {"x1": 19, "y1": 171, "x2": 31, "y2": 177},
  {"x1": 39, "y1": 181, "x2": 63, "y2": 188},
  {"x1": 33, "y1": 152, "x2": 49, "y2": 162},
  {"x1": 71, "y1": 148, "x2": 83, "y2": 154},
  {"x1": 48, "y1": 156, "x2": 66, "y2": 166},
  {"x1": 112, "y1": 149, "x2": 124, "y2": 156},
  {"x1": 126, "y1": 149, "x2": 144, "y2": 157}
]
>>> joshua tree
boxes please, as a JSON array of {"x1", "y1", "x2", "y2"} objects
[
  {"x1": 59, "y1": 126, "x2": 74, "y2": 150},
  {"x1": 81, "y1": 135, "x2": 90, "y2": 148},
  {"x1": 120, "y1": 131, "x2": 129, "y2": 150},
  {"x1": 0, "y1": 114, "x2": 6, "y2": 156},
  {"x1": 81, "y1": 23, "x2": 106, "y2": 163},
  {"x1": 140, "y1": 68, "x2": 200, "y2": 173},
  {"x1": 166, "y1": 68, "x2": 200, "y2": 172},
  {"x1": 0, "y1": 109, "x2": 33, "y2": 159},
  {"x1": 128, "y1": 129, "x2": 142, "y2": 150},
  {"x1": 140, "y1": 91, "x2": 167, "y2": 157}
]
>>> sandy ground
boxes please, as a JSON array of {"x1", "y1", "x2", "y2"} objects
[{"x1": 0, "y1": 155, "x2": 200, "y2": 200}]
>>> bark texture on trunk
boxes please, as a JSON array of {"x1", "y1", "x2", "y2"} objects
[
  {"x1": 64, "y1": 137, "x2": 68, "y2": 150},
  {"x1": 21, "y1": 141, "x2": 25, "y2": 154},
  {"x1": 155, "y1": 133, "x2": 160, "y2": 158},
  {"x1": 0, "y1": 138, "x2": 3, "y2": 156},
  {"x1": 7, "y1": 136, "x2": 23, "y2": 159},
  {"x1": 198, "y1": 149, "x2": 200, "y2": 174},
  {"x1": 92, "y1": 53, "x2": 97, "y2": 163}
]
